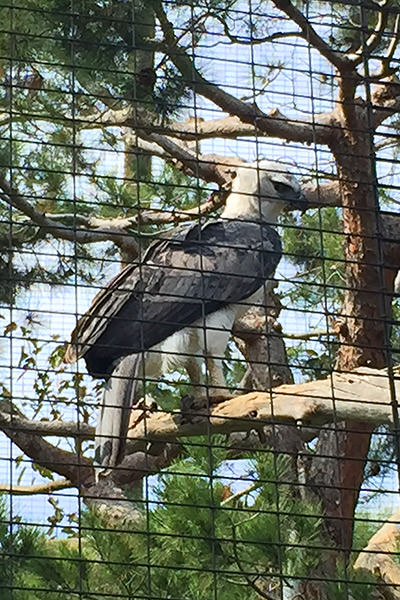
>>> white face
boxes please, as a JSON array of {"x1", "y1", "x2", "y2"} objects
[{"x1": 222, "y1": 160, "x2": 304, "y2": 223}]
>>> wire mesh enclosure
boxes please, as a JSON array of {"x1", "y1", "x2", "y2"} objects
[{"x1": 2, "y1": 0, "x2": 400, "y2": 598}]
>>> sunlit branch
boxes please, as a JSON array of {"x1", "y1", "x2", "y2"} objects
[
  {"x1": 370, "y1": 12, "x2": 400, "y2": 80},
  {"x1": 0, "y1": 479, "x2": 73, "y2": 495},
  {"x1": 126, "y1": 367, "x2": 398, "y2": 453}
]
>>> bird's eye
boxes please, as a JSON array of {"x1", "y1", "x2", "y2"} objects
[{"x1": 273, "y1": 181, "x2": 292, "y2": 194}]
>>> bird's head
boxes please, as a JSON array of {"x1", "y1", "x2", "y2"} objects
[{"x1": 222, "y1": 160, "x2": 307, "y2": 223}]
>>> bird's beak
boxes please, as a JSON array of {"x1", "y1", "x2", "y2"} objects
[
  {"x1": 293, "y1": 190, "x2": 308, "y2": 212},
  {"x1": 284, "y1": 190, "x2": 308, "y2": 213}
]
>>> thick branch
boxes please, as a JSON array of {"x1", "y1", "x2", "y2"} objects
[
  {"x1": 372, "y1": 76, "x2": 400, "y2": 127},
  {"x1": 165, "y1": 113, "x2": 335, "y2": 143},
  {"x1": 303, "y1": 180, "x2": 341, "y2": 208},
  {"x1": 125, "y1": 367, "x2": 398, "y2": 452},
  {"x1": 0, "y1": 400, "x2": 94, "y2": 486},
  {"x1": 3, "y1": 367, "x2": 400, "y2": 448},
  {"x1": 4, "y1": 425, "x2": 93, "y2": 487},
  {"x1": 2, "y1": 367, "x2": 400, "y2": 499}
]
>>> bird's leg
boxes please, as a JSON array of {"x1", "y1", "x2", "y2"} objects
[
  {"x1": 182, "y1": 357, "x2": 232, "y2": 416},
  {"x1": 205, "y1": 358, "x2": 233, "y2": 403},
  {"x1": 185, "y1": 357, "x2": 205, "y2": 401}
]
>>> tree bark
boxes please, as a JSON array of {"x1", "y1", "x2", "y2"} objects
[{"x1": 311, "y1": 105, "x2": 391, "y2": 560}]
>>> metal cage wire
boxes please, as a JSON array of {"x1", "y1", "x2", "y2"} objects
[{"x1": 0, "y1": 0, "x2": 400, "y2": 599}]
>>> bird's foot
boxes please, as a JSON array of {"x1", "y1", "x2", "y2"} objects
[
  {"x1": 207, "y1": 388, "x2": 235, "y2": 404},
  {"x1": 179, "y1": 389, "x2": 234, "y2": 422}
]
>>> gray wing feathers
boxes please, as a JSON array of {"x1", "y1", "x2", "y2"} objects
[{"x1": 66, "y1": 221, "x2": 282, "y2": 378}]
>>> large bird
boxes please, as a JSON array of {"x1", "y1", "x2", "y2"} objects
[{"x1": 64, "y1": 160, "x2": 306, "y2": 474}]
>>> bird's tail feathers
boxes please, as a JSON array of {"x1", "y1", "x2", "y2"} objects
[{"x1": 94, "y1": 353, "x2": 144, "y2": 480}]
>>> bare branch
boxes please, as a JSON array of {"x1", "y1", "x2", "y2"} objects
[
  {"x1": 302, "y1": 180, "x2": 341, "y2": 207},
  {"x1": 354, "y1": 509, "x2": 400, "y2": 595},
  {"x1": 91, "y1": 105, "x2": 336, "y2": 147},
  {"x1": 166, "y1": 113, "x2": 335, "y2": 145},
  {"x1": 282, "y1": 329, "x2": 331, "y2": 340},
  {"x1": 112, "y1": 442, "x2": 182, "y2": 486},
  {"x1": 155, "y1": 2, "x2": 334, "y2": 146},
  {"x1": 372, "y1": 76, "x2": 400, "y2": 126},
  {"x1": 0, "y1": 399, "x2": 94, "y2": 486},
  {"x1": 346, "y1": 1, "x2": 389, "y2": 65},
  {"x1": 0, "y1": 176, "x2": 139, "y2": 255},
  {"x1": 270, "y1": 0, "x2": 356, "y2": 74},
  {"x1": 125, "y1": 367, "x2": 398, "y2": 453},
  {"x1": 137, "y1": 131, "x2": 229, "y2": 185},
  {"x1": 214, "y1": 11, "x2": 301, "y2": 47},
  {"x1": 370, "y1": 12, "x2": 400, "y2": 81},
  {"x1": 221, "y1": 481, "x2": 260, "y2": 506},
  {"x1": 0, "y1": 406, "x2": 93, "y2": 438},
  {"x1": 0, "y1": 479, "x2": 73, "y2": 495},
  {"x1": 4, "y1": 422, "x2": 94, "y2": 487},
  {"x1": 4, "y1": 366, "x2": 400, "y2": 493}
]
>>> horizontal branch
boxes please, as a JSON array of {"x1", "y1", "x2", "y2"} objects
[
  {"x1": 95, "y1": 103, "x2": 335, "y2": 146},
  {"x1": 125, "y1": 367, "x2": 399, "y2": 452},
  {"x1": 2, "y1": 367, "x2": 400, "y2": 498},
  {"x1": 0, "y1": 401, "x2": 181, "y2": 492},
  {"x1": 32, "y1": 186, "x2": 229, "y2": 236},
  {"x1": 0, "y1": 405, "x2": 93, "y2": 438},
  {"x1": 303, "y1": 180, "x2": 340, "y2": 208},
  {"x1": 0, "y1": 176, "x2": 139, "y2": 255},
  {"x1": 0, "y1": 479, "x2": 73, "y2": 495},
  {"x1": 4, "y1": 366, "x2": 400, "y2": 448}
]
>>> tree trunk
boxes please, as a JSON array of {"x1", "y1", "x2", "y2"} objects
[{"x1": 311, "y1": 112, "x2": 389, "y2": 560}]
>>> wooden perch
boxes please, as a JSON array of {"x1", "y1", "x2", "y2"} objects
[{"x1": 126, "y1": 367, "x2": 398, "y2": 452}]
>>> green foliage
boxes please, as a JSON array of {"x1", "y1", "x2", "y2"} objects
[
  {"x1": 280, "y1": 206, "x2": 344, "y2": 378},
  {"x1": 0, "y1": 442, "x2": 386, "y2": 598},
  {"x1": 282, "y1": 207, "x2": 345, "y2": 309},
  {"x1": 352, "y1": 509, "x2": 390, "y2": 557},
  {"x1": 0, "y1": 0, "x2": 204, "y2": 299},
  {"x1": 325, "y1": 563, "x2": 376, "y2": 600},
  {"x1": 0, "y1": 2, "x2": 398, "y2": 598},
  {"x1": 0, "y1": 445, "x2": 326, "y2": 599}
]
